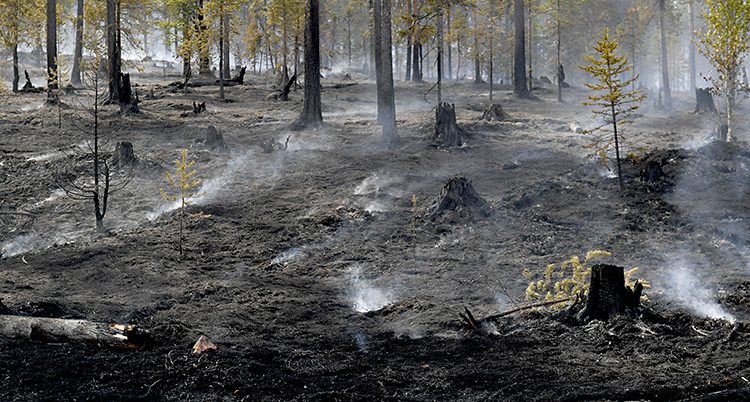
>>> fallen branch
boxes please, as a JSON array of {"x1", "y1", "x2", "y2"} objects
[
  {"x1": 0, "y1": 211, "x2": 34, "y2": 217},
  {"x1": 0, "y1": 315, "x2": 148, "y2": 348},
  {"x1": 460, "y1": 298, "x2": 572, "y2": 330}
]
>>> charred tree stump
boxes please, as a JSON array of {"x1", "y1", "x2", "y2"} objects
[
  {"x1": 112, "y1": 141, "x2": 137, "y2": 169},
  {"x1": 433, "y1": 103, "x2": 464, "y2": 147},
  {"x1": 118, "y1": 73, "x2": 140, "y2": 114},
  {"x1": 0, "y1": 314, "x2": 148, "y2": 348},
  {"x1": 482, "y1": 104, "x2": 508, "y2": 121},
  {"x1": 279, "y1": 74, "x2": 297, "y2": 101},
  {"x1": 715, "y1": 124, "x2": 729, "y2": 142},
  {"x1": 226, "y1": 66, "x2": 246, "y2": 85},
  {"x1": 578, "y1": 264, "x2": 642, "y2": 322},
  {"x1": 21, "y1": 70, "x2": 35, "y2": 91},
  {"x1": 193, "y1": 101, "x2": 206, "y2": 114},
  {"x1": 205, "y1": 125, "x2": 227, "y2": 150},
  {"x1": 695, "y1": 88, "x2": 717, "y2": 113},
  {"x1": 431, "y1": 177, "x2": 490, "y2": 218},
  {"x1": 640, "y1": 160, "x2": 665, "y2": 183}
]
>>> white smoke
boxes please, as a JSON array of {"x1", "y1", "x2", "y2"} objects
[
  {"x1": 347, "y1": 265, "x2": 394, "y2": 313},
  {"x1": 661, "y1": 258, "x2": 735, "y2": 323}
]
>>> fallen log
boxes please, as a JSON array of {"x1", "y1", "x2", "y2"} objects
[
  {"x1": 460, "y1": 298, "x2": 571, "y2": 330},
  {"x1": 0, "y1": 314, "x2": 148, "y2": 348}
]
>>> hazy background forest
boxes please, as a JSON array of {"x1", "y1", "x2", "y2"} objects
[{"x1": 0, "y1": 0, "x2": 719, "y2": 96}]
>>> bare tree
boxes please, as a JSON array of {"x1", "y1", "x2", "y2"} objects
[
  {"x1": 54, "y1": 69, "x2": 134, "y2": 232},
  {"x1": 46, "y1": 0, "x2": 58, "y2": 90}
]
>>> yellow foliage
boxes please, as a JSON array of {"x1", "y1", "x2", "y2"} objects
[{"x1": 524, "y1": 251, "x2": 649, "y2": 308}]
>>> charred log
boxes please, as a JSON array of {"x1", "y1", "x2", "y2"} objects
[
  {"x1": 193, "y1": 101, "x2": 206, "y2": 114},
  {"x1": 0, "y1": 314, "x2": 148, "y2": 348},
  {"x1": 695, "y1": 88, "x2": 717, "y2": 114},
  {"x1": 433, "y1": 103, "x2": 464, "y2": 147},
  {"x1": 578, "y1": 264, "x2": 642, "y2": 322}
]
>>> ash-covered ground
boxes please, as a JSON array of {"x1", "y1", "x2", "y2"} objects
[{"x1": 1, "y1": 65, "x2": 749, "y2": 401}]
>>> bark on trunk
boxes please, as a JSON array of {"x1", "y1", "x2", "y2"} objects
[
  {"x1": 658, "y1": 0, "x2": 672, "y2": 110},
  {"x1": 578, "y1": 264, "x2": 642, "y2": 322},
  {"x1": 223, "y1": 12, "x2": 231, "y2": 78},
  {"x1": 107, "y1": 0, "x2": 121, "y2": 102},
  {"x1": 374, "y1": 0, "x2": 398, "y2": 145},
  {"x1": 12, "y1": 44, "x2": 19, "y2": 93},
  {"x1": 294, "y1": 0, "x2": 323, "y2": 130},
  {"x1": 46, "y1": 0, "x2": 58, "y2": 90},
  {"x1": 433, "y1": 103, "x2": 463, "y2": 147},
  {"x1": 513, "y1": 0, "x2": 530, "y2": 98},
  {"x1": 70, "y1": 0, "x2": 84, "y2": 86}
]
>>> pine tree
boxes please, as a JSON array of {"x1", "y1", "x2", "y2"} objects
[
  {"x1": 161, "y1": 149, "x2": 201, "y2": 256},
  {"x1": 698, "y1": 0, "x2": 750, "y2": 142},
  {"x1": 580, "y1": 28, "x2": 644, "y2": 190}
]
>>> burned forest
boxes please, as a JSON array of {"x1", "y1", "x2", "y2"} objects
[{"x1": 3, "y1": 0, "x2": 750, "y2": 400}]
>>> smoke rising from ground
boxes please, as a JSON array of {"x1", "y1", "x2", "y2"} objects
[
  {"x1": 347, "y1": 265, "x2": 394, "y2": 313},
  {"x1": 660, "y1": 257, "x2": 735, "y2": 323}
]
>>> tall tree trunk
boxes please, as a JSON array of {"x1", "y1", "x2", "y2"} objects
[
  {"x1": 12, "y1": 43, "x2": 19, "y2": 93},
  {"x1": 197, "y1": 0, "x2": 211, "y2": 76},
  {"x1": 368, "y1": 0, "x2": 377, "y2": 79},
  {"x1": 347, "y1": 12, "x2": 352, "y2": 70},
  {"x1": 527, "y1": 1, "x2": 533, "y2": 93},
  {"x1": 296, "y1": 0, "x2": 323, "y2": 129},
  {"x1": 106, "y1": 0, "x2": 121, "y2": 102},
  {"x1": 70, "y1": 0, "x2": 84, "y2": 86},
  {"x1": 446, "y1": 7, "x2": 452, "y2": 80},
  {"x1": 223, "y1": 12, "x2": 231, "y2": 78},
  {"x1": 437, "y1": 8, "x2": 443, "y2": 103},
  {"x1": 658, "y1": 0, "x2": 672, "y2": 109},
  {"x1": 556, "y1": 0, "x2": 562, "y2": 102},
  {"x1": 688, "y1": 0, "x2": 696, "y2": 93},
  {"x1": 46, "y1": 0, "x2": 58, "y2": 90},
  {"x1": 513, "y1": 0, "x2": 530, "y2": 97},
  {"x1": 405, "y1": 0, "x2": 412, "y2": 81},
  {"x1": 473, "y1": 7, "x2": 481, "y2": 83},
  {"x1": 219, "y1": 5, "x2": 225, "y2": 101},
  {"x1": 412, "y1": 0, "x2": 421, "y2": 82},
  {"x1": 373, "y1": 0, "x2": 385, "y2": 121},
  {"x1": 374, "y1": 0, "x2": 399, "y2": 145}
]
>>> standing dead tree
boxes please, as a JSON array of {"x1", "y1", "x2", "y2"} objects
[{"x1": 53, "y1": 70, "x2": 134, "y2": 232}]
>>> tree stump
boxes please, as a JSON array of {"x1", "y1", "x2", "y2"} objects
[
  {"x1": 205, "y1": 125, "x2": 227, "y2": 150},
  {"x1": 227, "y1": 66, "x2": 246, "y2": 85},
  {"x1": 21, "y1": 70, "x2": 34, "y2": 91},
  {"x1": 112, "y1": 141, "x2": 137, "y2": 169},
  {"x1": 433, "y1": 103, "x2": 464, "y2": 147},
  {"x1": 715, "y1": 124, "x2": 728, "y2": 142},
  {"x1": 481, "y1": 104, "x2": 508, "y2": 121},
  {"x1": 118, "y1": 73, "x2": 140, "y2": 114},
  {"x1": 431, "y1": 177, "x2": 490, "y2": 218},
  {"x1": 640, "y1": 160, "x2": 665, "y2": 183},
  {"x1": 695, "y1": 88, "x2": 717, "y2": 113},
  {"x1": 280, "y1": 74, "x2": 296, "y2": 101},
  {"x1": 578, "y1": 264, "x2": 642, "y2": 322},
  {"x1": 193, "y1": 101, "x2": 206, "y2": 114}
]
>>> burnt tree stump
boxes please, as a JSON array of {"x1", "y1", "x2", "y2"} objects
[
  {"x1": 118, "y1": 73, "x2": 140, "y2": 114},
  {"x1": 193, "y1": 101, "x2": 206, "y2": 114},
  {"x1": 279, "y1": 74, "x2": 297, "y2": 101},
  {"x1": 206, "y1": 125, "x2": 227, "y2": 150},
  {"x1": 431, "y1": 177, "x2": 490, "y2": 218},
  {"x1": 21, "y1": 70, "x2": 34, "y2": 91},
  {"x1": 715, "y1": 124, "x2": 729, "y2": 142},
  {"x1": 433, "y1": 103, "x2": 464, "y2": 147},
  {"x1": 482, "y1": 104, "x2": 508, "y2": 121},
  {"x1": 695, "y1": 88, "x2": 717, "y2": 114},
  {"x1": 578, "y1": 264, "x2": 642, "y2": 322},
  {"x1": 640, "y1": 160, "x2": 665, "y2": 183},
  {"x1": 112, "y1": 141, "x2": 137, "y2": 169}
]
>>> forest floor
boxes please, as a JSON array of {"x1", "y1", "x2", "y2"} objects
[{"x1": 1, "y1": 64, "x2": 750, "y2": 401}]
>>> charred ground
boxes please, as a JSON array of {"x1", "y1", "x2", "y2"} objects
[{"x1": 1, "y1": 70, "x2": 750, "y2": 401}]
